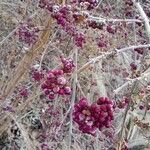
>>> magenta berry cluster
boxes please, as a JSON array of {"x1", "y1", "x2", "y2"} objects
[
  {"x1": 60, "y1": 56, "x2": 75, "y2": 73},
  {"x1": 41, "y1": 69, "x2": 71, "y2": 100},
  {"x1": 117, "y1": 98, "x2": 129, "y2": 109},
  {"x1": 125, "y1": 0, "x2": 133, "y2": 6},
  {"x1": 31, "y1": 57, "x2": 74, "y2": 99},
  {"x1": 19, "y1": 87, "x2": 29, "y2": 98},
  {"x1": 51, "y1": 6, "x2": 86, "y2": 47},
  {"x1": 16, "y1": 19, "x2": 39, "y2": 46},
  {"x1": 88, "y1": 20, "x2": 104, "y2": 30},
  {"x1": 74, "y1": 33, "x2": 86, "y2": 48},
  {"x1": 73, "y1": 97, "x2": 114, "y2": 135},
  {"x1": 139, "y1": 104, "x2": 150, "y2": 111},
  {"x1": 38, "y1": 1, "x2": 86, "y2": 48},
  {"x1": 134, "y1": 48, "x2": 144, "y2": 54},
  {"x1": 32, "y1": 69, "x2": 44, "y2": 82},
  {"x1": 97, "y1": 37, "x2": 107, "y2": 48},
  {"x1": 106, "y1": 25, "x2": 117, "y2": 34},
  {"x1": 41, "y1": 143, "x2": 50, "y2": 150},
  {"x1": 78, "y1": 0, "x2": 99, "y2": 10},
  {"x1": 130, "y1": 62, "x2": 137, "y2": 71}
]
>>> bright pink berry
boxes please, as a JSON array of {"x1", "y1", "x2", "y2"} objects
[
  {"x1": 57, "y1": 77, "x2": 67, "y2": 85},
  {"x1": 64, "y1": 86, "x2": 72, "y2": 94}
]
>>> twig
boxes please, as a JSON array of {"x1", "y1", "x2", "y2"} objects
[
  {"x1": 77, "y1": 44, "x2": 150, "y2": 73},
  {"x1": 114, "y1": 71, "x2": 150, "y2": 94},
  {"x1": 68, "y1": 48, "x2": 78, "y2": 150},
  {"x1": 133, "y1": 0, "x2": 150, "y2": 39}
]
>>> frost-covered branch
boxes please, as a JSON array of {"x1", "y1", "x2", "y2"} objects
[
  {"x1": 133, "y1": 0, "x2": 150, "y2": 39},
  {"x1": 77, "y1": 44, "x2": 150, "y2": 73}
]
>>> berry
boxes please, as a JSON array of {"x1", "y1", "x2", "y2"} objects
[
  {"x1": 130, "y1": 62, "x2": 137, "y2": 70},
  {"x1": 88, "y1": 20, "x2": 104, "y2": 30},
  {"x1": 139, "y1": 105, "x2": 144, "y2": 110}
]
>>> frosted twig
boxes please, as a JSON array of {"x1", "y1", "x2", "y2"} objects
[
  {"x1": 133, "y1": 0, "x2": 150, "y2": 39},
  {"x1": 88, "y1": 16, "x2": 142, "y2": 23},
  {"x1": 114, "y1": 71, "x2": 150, "y2": 94},
  {"x1": 77, "y1": 44, "x2": 150, "y2": 73},
  {"x1": 68, "y1": 48, "x2": 78, "y2": 150}
]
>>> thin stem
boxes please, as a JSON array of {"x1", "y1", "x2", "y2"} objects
[
  {"x1": 68, "y1": 48, "x2": 78, "y2": 150},
  {"x1": 133, "y1": 0, "x2": 150, "y2": 39},
  {"x1": 77, "y1": 44, "x2": 150, "y2": 73}
]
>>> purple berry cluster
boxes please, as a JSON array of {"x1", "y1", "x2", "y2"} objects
[
  {"x1": 124, "y1": 0, "x2": 134, "y2": 18},
  {"x1": 106, "y1": 25, "x2": 117, "y2": 34},
  {"x1": 41, "y1": 69, "x2": 72, "y2": 100},
  {"x1": 60, "y1": 56, "x2": 75, "y2": 73},
  {"x1": 32, "y1": 69, "x2": 44, "y2": 82},
  {"x1": 38, "y1": 1, "x2": 86, "y2": 48},
  {"x1": 134, "y1": 48, "x2": 144, "y2": 54},
  {"x1": 88, "y1": 20, "x2": 104, "y2": 30},
  {"x1": 139, "y1": 104, "x2": 150, "y2": 110},
  {"x1": 41, "y1": 143, "x2": 50, "y2": 150},
  {"x1": 74, "y1": 33, "x2": 86, "y2": 48},
  {"x1": 125, "y1": 0, "x2": 133, "y2": 6},
  {"x1": 52, "y1": 6, "x2": 86, "y2": 47},
  {"x1": 16, "y1": 20, "x2": 39, "y2": 46},
  {"x1": 73, "y1": 97, "x2": 114, "y2": 135},
  {"x1": 117, "y1": 98, "x2": 129, "y2": 109},
  {"x1": 78, "y1": 0, "x2": 99, "y2": 10},
  {"x1": 19, "y1": 87, "x2": 29, "y2": 98},
  {"x1": 130, "y1": 62, "x2": 137, "y2": 71},
  {"x1": 97, "y1": 37, "x2": 107, "y2": 48}
]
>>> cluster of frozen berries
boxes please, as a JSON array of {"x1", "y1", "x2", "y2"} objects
[
  {"x1": 31, "y1": 57, "x2": 75, "y2": 99},
  {"x1": 97, "y1": 37, "x2": 107, "y2": 48},
  {"x1": 88, "y1": 20, "x2": 104, "y2": 30},
  {"x1": 78, "y1": 0, "x2": 99, "y2": 10},
  {"x1": 134, "y1": 48, "x2": 144, "y2": 55},
  {"x1": 73, "y1": 97, "x2": 114, "y2": 135},
  {"x1": 52, "y1": 6, "x2": 86, "y2": 47},
  {"x1": 41, "y1": 69, "x2": 71, "y2": 100},
  {"x1": 124, "y1": 0, "x2": 134, "y2": 18},
  {"x1": 16, "y1": 19, "x2": 39, "y2": 46},
  {"x1": 60, "y1": 56, "x2": 75, "y2": 73},
  {"x1": 32, "y1": 68, "x2": 44, "y2": 82},
  {"x1": 39, "y1": 1, "x2": 86, "y2": 47},
  {"x1": 125, "y1": 0, "x2": 133, "y2": 6},
  {"x1": 117, "y1": 98, "x2": 129, "y2": 109}
]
